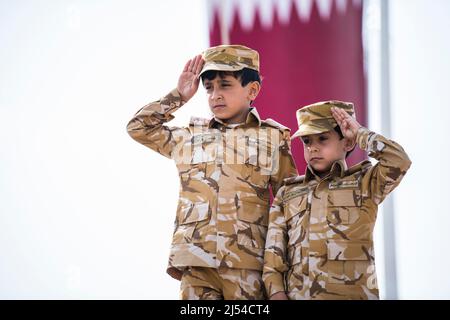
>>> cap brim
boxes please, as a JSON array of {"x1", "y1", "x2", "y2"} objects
[
  {"x1": 199, "y1": 62, "x2": 244, "y2": 75},
  {"x1": 291, "y1": 126, "x2": 334, "y2": 139}
]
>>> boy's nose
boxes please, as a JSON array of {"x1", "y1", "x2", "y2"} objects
[{"x1": 210, "y1": 89, "x2": 222, "y2": 101}]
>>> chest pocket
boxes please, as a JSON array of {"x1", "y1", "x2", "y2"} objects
[
  {"x1": 191, "y1": 133, "x2": 219, "y2": 164},
  {"x1": 246, "y1": 136, "x2": 274, "y2": 173},
  {"x1": 237, "y1": 135, "x2": 274, "y2": 187},
  {"x1": 236, "y1": 198, "x2": 269, "y2": 249},
  {"x1": 284, "y1": 190, "x2": 308, "y2": 248},
  {"x1": 327, "y1": 180, "x2": 362, "y2": 226}
]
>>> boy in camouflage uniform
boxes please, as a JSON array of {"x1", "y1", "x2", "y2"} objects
[
  {"x1": 127, "y1": 45, "x2": 298, "y2": 299},
  {"x1": 263, "y1": 101, "x2": 411, "y2": 300}
]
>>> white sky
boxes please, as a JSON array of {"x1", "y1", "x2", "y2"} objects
[
  {"x1": 1, "y1": 0, "x2": 449, "y2": 299},
  {"x1": 0, "y1": 0, "x2": 209, "y2": 299}
]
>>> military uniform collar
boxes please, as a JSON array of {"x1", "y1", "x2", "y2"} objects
[
  {"x1": 209, "y1": 107, "x2": 261, "y2": 129},
  {"x1": 304, "y1": 159, "x2": 348, "y2": 182}
]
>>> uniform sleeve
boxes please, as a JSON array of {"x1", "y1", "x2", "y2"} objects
[
  {"x1": 126, "y1": 88, "x2": 186, "y2": 159},
  {"x1": 357, "y1": 127, "x2": 412, "y2": 204},
  {"x1": 269, "y1": 130, "x2": 298, "y2": 196},
  {"x1": 263, "y1": 186, "x2": 288, "y2": 298}
]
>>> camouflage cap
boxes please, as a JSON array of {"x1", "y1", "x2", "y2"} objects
[
  {"x1": 291, "y1": 100, "x2": 355, "y2": 138},
  {"x1": 200, "y1": 44, "x2": 260, "y2": 75}
]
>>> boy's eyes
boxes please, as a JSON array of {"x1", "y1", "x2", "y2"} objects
[
  {"x1": 218, "y1": 81, "x2": 231, "y2": 87},
  {"x1": 302, "y1": 136, "x2": 328, "y2": 144},
  {"x1": 204, "y1": 83, "x2": 230, "y2": 91}
]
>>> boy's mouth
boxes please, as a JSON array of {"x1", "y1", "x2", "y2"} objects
[
  {"x1": 213, "y1": 104, "x2": 226, "y2": 110},
  {"x1": 309, "y1": 157, "x2": 323, "y2": 162}
]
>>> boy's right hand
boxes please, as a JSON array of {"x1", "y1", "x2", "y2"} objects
[
  {"x1": 269, "y1": 292, "x2": 289, "y2": 300},
  {"x1": 177, "y1": 54, "x2": 205, "y2": 103}
]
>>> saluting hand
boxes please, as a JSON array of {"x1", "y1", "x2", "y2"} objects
[
  {"x1": 177, "y1": 54, "x2": 205, "y2": 103},
  {"x1": 331, "y1": 106, "x2": 362, "y2": 144}
]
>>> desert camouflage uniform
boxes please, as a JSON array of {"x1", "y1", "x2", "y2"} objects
[
  {"x1": 263, "y1": 101, "x2": 411, "y2": 300},
  {"x1": 127, "y1": 89, "x2": 298, "y2": 299}
]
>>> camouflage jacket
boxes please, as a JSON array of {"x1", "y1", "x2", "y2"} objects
[
  {"x1": 263, "y1": 127, "x2": 411, "y2": 299},
  {"x1": 127, "y1": 89, "x2": 298, "y2": 280}
]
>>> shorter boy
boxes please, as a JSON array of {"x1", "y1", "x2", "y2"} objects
[{"x1": 263, "y1": 101, "x2": 411, "y2": 300}]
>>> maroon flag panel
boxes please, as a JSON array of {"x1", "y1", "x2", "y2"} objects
[{"x1": 209, "y1": 0, "x2": 367, "y2": 173}]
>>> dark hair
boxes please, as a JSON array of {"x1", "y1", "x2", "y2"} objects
[
  {"x1": 200, "y1": 68, "x2": 261, "y2": 87},
  {"x1": 334, "y1": 126, "x2": 355, "y2": 158}
]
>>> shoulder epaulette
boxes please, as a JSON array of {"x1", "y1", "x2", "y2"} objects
[
  {"x1": 262, "y1": 118, "x2": 291, "y2": 132},
  {"x1": 347, "y1": 160, "x2": 372, "y2": 175}
]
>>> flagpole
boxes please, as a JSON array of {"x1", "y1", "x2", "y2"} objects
[{"x1": 380, "y1": 0, "x2": 398, "y2": 299}]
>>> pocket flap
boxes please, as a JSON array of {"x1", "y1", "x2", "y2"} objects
[
  {"x1": 285, "y1": 196, "x2": 308, "y2": 222},
  {"x1": 328, "y1": 187, "x2": 362, "y2": 207},
  {"x1": 327, "y1": 239, "x2": 371, "y2": 261},
  {"x1": 191, "y1": 134, "x2": 218, "y2": 164},
  {"x1": 237, "y1": 136, "x2": 274, "y2": 172},
  {"x1": 179, "y1": 201, "x2": 210, "y2": 225}
]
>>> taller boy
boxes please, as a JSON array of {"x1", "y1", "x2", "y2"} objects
[{"x1": 127, "y1": 45, "x2": 298, "y2": 299}]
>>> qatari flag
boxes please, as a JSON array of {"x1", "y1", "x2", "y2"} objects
[{"x1": 208, "y1": 0, "x2": 367, "y2": 173}]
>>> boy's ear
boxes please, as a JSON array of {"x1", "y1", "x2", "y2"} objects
[
  {"x1": 248, "y1": 81, "x2": 261, "y2": 101},
  {"x1": 344, "y1": 137, "x2": 356, "y2": 152}
]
